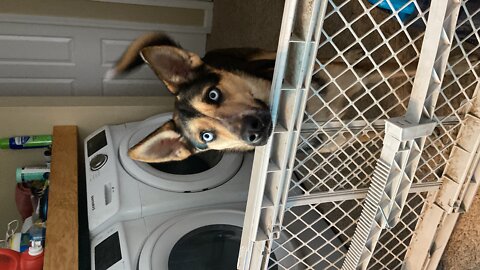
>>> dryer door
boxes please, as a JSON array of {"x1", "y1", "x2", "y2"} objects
[
  {"x1": 138, "y1": 209, "x2": 300, "y2": 270},
  {"x1": 119, "y1": 113, "x2": 244, "y2": 192}
]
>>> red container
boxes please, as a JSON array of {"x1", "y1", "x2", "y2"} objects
[
  {"x1": 0, "y1": 249, "x2": 18, "y2": 270},
  {"x1": 15, "y1": 184, "x2": 33, "y2": 221},
  {"x1": 0, "y1": 247, "x2": 44, "y2": 270}
]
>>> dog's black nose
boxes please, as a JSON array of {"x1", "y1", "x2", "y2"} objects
[{"x1": 241, "y1": 113, "x2": 272, "y2": 146}]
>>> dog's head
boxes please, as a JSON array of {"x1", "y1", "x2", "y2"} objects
[{"x1": 110, "y1": 34, "x2": 273, "y2": 163}]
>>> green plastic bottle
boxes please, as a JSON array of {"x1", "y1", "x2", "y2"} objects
[{"x1": 0, "y1": 135, "x2": 52, "y2": 149}]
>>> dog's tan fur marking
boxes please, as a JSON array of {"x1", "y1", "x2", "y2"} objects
[
  {"x1": 185, "y1": 117, "x2": 254, "y2": 151},
  {"x1": 191, "y1": 70, "x2": 271, "y2": 119},
  {"x1": 218, "y1": 70, "x2": 271, "y2": 104}
]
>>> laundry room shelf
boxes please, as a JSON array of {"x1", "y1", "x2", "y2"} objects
[{"x1": 43, "y1": 126, "x2": 79, "y2": 270}]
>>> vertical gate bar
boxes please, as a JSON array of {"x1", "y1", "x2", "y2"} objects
[
  {"x1": 236, "y1": 1, "x2": 297, "y2": 268},
  {"x1": 237, "y1": 0, "x2": 329, "y2": 269},
  {"x1": 405, "y1": 0, "x2": 453, "y2": 123},
  {"x1": 341, "y1": 1, "x2": 462, "y2": 269},
  {"x1": 404, "y1": 82, "x2": 480, "y2": 269}
]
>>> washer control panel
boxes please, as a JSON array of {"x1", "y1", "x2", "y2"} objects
[{"x1": 85, "y1": 127, "x2": 120, "y2": 233}]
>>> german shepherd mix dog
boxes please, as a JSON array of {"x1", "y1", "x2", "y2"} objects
[
  {"x1": 108, "y1": 32, "x2": 478, "y2": 164},
  {"x1": 107, "y1": 32, "x2": 276, "y2": 163}
]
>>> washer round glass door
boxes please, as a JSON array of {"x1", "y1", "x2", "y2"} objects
[
  {"x1": 119, "y1": 113, "x2": 243, "y2": 192},
  {"x1": 138, "y1": 210, "x2": 284, "y2": 270}
]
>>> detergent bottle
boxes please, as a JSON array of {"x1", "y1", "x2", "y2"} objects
[
  {"x1": 0, "y1": 241, "x2": 44, "y2": 270},
  {"x1": 20, "y1": 241, "x2": 44, "y2": 270}
]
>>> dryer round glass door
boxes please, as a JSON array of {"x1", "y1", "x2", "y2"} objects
[
  {"x1": 119, "y1": 113, "x2": 244, "y2": 192},
  {"x1": 138, "y1": 209, "x2": 300, "y2": 270},
  {"x1": 169, "y1": 224, "x2": 257, "y2": 270}
]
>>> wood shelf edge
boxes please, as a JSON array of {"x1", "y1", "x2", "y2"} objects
[{"x1": 43, "y1": 126, "x2": 79, "y2": 270}]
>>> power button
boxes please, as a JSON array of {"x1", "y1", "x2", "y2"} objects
[{"x1": 90, "y1": 154, "x2": 108, "y2": 171}]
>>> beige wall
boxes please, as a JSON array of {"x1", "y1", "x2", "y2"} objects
[
  {"x1": 1, "y1": 0, "x2": 204, "y2": 26},
  {"x1": 206, "y1": 0, "x2": 283, "y2": 51},
  {"x1": 0, "y1": 96, "x2": 174, "y2": 238}
]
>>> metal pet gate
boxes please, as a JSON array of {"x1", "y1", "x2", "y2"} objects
[{"x1": 237, "y1": 0, "x2": 480, "y2": 269}]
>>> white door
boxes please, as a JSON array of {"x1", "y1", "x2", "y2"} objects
[{"x1": 0, "y1": 14, "x2": 209, "y2": 96}]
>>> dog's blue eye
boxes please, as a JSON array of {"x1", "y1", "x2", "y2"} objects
[
  {"x1": 207, "y1": 88, "x2": 221, "y2": 102},
  {"x1": 201, "y1": 131, "x2": 215, "y2": 143}
]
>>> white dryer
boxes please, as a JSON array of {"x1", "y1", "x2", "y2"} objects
[
  {"x1": 85, "y1": 113, "x2": 253, "y2": 236},
  {"x1": 90, "y1": 204, "x2": 303, "y2": 270}
]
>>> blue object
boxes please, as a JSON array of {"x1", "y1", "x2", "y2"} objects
[
  {"x1": 368, "y1": 0, "x2": 416, "y2": 21},
  {"x1": 39, "y1": 188, "x2": 48, "y2": 222}
]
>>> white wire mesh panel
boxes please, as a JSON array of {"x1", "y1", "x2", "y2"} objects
[
  {"x1": 368, "y1": 192, "x2": 427, "y2": 269},
  {"x1": 291, "y1": 0, "x2": 479, "y2": 195},
  {"x1": 239, "y1": 0, "x2": 479, "y2": 269},
  {"x1": 238, "y1": 1, "x2": 329, "y2": 268},
  {"x1": 268, "y1": 192, "x2": 428, "y2": 270},
  {"x1": 420, "y1": 0, "x2": 480, "y2": 182},
  {"x1": 293, "y1": 0, "x2": 427, "y2": 194}
]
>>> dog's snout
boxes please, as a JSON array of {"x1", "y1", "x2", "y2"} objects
[
  {"x1": 241, "y1": 113, "x2": 272, "y2": 146},
  {"x1": 244, "y1": 115, "x2": 263, "y2": 131}
]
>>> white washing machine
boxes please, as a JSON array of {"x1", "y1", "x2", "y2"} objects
[
  {"x1": 90, "y1": 204, "x2": 304, "y2": 270},
  {"x1": 85, "y1": 113, "x2": 253, "y2": 236},
  {"x1": 86, "y1": 113, "x2": 343, "y2": 269}
]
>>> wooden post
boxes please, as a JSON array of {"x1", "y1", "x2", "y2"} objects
[{"x1": 43, "y1": 126, "x2": 78, "y2": 270}]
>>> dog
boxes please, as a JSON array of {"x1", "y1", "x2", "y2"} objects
[
  {"x1": 108, "y1": 32, "x2": 479, "y2": 165},
  {"x1": 107, "y1": 32, "x2": 276, "y2": 163}
]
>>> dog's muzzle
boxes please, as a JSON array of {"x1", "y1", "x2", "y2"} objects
[{"x1": 241, "y1": 111, "x2": 272, "y2": 146}]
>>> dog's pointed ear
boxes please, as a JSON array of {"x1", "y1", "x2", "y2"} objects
[
  {"x1": 128, "y1": 120, "x2": 195, "y2": 163},
  {"x1": 140, "y1": 46, "x2": 203, "y2": 94}
]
